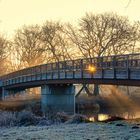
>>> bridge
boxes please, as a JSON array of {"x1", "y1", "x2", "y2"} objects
[{"x1": 0, "y1": 53, "x2": 140, "y2": 113}]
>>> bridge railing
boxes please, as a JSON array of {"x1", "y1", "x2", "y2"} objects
[{"x1": 1, "y1": 53, "x2": 140, "y2": 86}]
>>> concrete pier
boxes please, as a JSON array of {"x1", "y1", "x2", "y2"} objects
[
  {"x1": 2, "y1": 88, "x2": 9, "y2": 100},
  {"x1": 93, "y1": 84, "x2": 99, "y2": 96},
  {"x1": 41, "y1": 84, "x2": 75, "y2": 114},
  {"x1": 0, "y1": 88, "x2": 2, "y2": 100},
  {"x1": 1, "y1": 88, "x2": 26, "y2": 100}
]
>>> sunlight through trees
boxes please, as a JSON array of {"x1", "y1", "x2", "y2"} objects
[{"x1": 0, "y1": 12, "x2": 140, "y2": 75}]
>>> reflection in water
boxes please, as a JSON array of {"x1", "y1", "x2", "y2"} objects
[
  {"x1": 0, "y1": 89, "x2": 41, "y2": 111},
  {"x1": 89, "y1": 117, "x2": 95, "y2": 122},
  {"x1": 88, "y1": 114, "x2": 110, "y2": 122},
  {"x1": 76, "y1": 85, "x2": 140, "y2": 121},
  {"x1": 98, "y1": 114, "x2": 110, "y2": 121},
  {"x1": 121, "y1": 112, "x2": 140, "y2": 119},
  {"x1": 88, "y1": 111, "x2": 140, "y2": 122}
]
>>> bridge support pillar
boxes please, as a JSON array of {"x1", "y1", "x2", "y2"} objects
[
  {"x1": 0, "y1": 88, "x2": 2, "y2": 100},
  {"x1": 93, "y1": 84, "x2": 99, "y2": 96},
  {"x1": 41, "y1": 84, "x2": 75, "y2": 114},
  {"x1": 1, "y1": 88, "x2": 26, "y2": 100},
  {"x1": 2, "y1": 88, "x2": 10, "y2": 100}
]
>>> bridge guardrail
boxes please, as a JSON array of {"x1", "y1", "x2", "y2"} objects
[{"x1": 0, "y1": 53, "x2": 140, "y2": 87}]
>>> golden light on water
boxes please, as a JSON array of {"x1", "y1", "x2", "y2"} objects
[
  {"x1": 87, "y1": 65, "x2": 96, "y2": 73},
  {"x1": 89, "y1": 114, "x2": 110, "y2": 122},
  {"x1": 89, "y1": 117, "x2": 95, "y2": 122},
  {"x1": 98, "y1": 114, "x2": 110, "y2": 121}
]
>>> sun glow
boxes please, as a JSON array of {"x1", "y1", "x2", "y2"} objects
[{"x1": 87, "y1": 65, "x2": 96, "y2": 73}]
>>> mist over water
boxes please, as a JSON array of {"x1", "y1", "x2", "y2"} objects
[
  {"x1": 0, "y1": 88, "x2": 40, "y2": 111},
  {"x1": 99, "y1": 85, "x2": 140, "y2": 119},
  {"x1": 0, "y1": 85, "x2": 140, "y2": 120},
  {"x1": 76, "y1": 85, "x2": 140, "y2": 120}
]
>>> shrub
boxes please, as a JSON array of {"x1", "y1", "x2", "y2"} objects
[
  {"x1": 0, "y1": 110, "x2": 17, "y2": 127},
  {"x1": 43, "y1": 106, "x2": 69, "y2": 124},
  {"x1": 65, "y1": 114, "x2": 89, "y2": 124},
  {"x1": 17, "y1": 110, "x2": 39, "y2": 126}
]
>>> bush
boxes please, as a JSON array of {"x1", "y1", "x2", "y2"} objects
[
  {"x1": 0, "y1": 109, "x2": 69, "y2": 127},
  {"x1": 27, "y1": 101, "x2": 42, "y2": 116},
  {"x1": 65, "y1": 114, "x2": 89, "y2": 124},
  {"x1": 0, "y1": 109, "x2": 90, "y2": 127},
  {"x1": 17, "y1": 110, "x2": 39, "y2": 126},
  {"x1": 37, "y1": 118, "x2": 53, "y2": 126},
  {"x1": 0, "y1": 110, "x2": 17, "y2": 127},
  {"x1": 56, "y1": 112, "x2": 69, "y2": 123},
  {"x1": 43, "y1": 107, "x2": 69, "y2": 124}
]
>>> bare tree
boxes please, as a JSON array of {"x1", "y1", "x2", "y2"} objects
[
  {"x1": 13, "y1": 25, "x2": 46, "y2": 68},
  {"x1": 0, "y1": 35, "x2": 11, "y2": 75},
  {"x1": 66, "y1": 12, "x2": 140, "y2": 96},
  {"x1": 67, "y1": 12, "x2": 139, "y2": 58},
  {"x1": 41, "y1": 21, "x2": 75, "y2": 62},
  {"x1": 132, "y1": 21, "x2": 140, "y2": 53}
]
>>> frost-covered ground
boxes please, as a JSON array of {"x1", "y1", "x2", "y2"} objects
[{"x1": 0, "y1": 121, "x2": 140, "y2": 140}]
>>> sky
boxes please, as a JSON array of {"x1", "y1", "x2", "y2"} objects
[{"x1": 0, "y1": 0, "x2": 140, "y2": 37}]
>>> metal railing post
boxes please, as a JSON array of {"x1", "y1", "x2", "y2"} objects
[
  {"x1": 81, "y1": 59, "x2": 83, "y2": 78},
  {"x1": 51, "y1": 63, "x2": 53, "y2": 79},
  {"x1": 113, "y1": 56, "x2": 116, "y2": 79},
  {"x1": 72, "y1": 60, "x2": 75, "y2": 78},
  {"x1": 126, "y1": 55, "x2": 130, "y2": 79},
  {"x1": 64, "y1": 61, "x2": 66, "y2": 79},
  {"x1": 58, "y1": 62, "x2": 60, "y2": 79}
]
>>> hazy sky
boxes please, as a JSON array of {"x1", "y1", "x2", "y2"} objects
[{"x1": 0, "y1": 0, "x2": 140, "y2": 37}]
